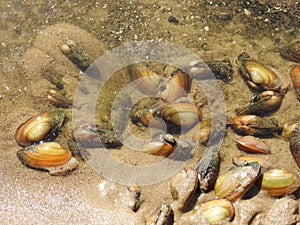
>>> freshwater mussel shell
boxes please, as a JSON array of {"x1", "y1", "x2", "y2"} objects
[
  {"x1": 232, "y1": 155, "x2": 265, "y2": 167},
  {"x1": 182, "y1": 119, "x2": 211, "y2": 145},
  {"x1": 128, "y1": 64, "x2": 163, "y2": 96},
  {"x1": 15, "y1": 110, "x2": 66, "y2": 147},
  {"x1": 214, "y1": 162, "x2": 261, "y2": 202},
  {"x1": 142, "y1": 134, "x2": 176, "y2": 156},
  {"x1": 228, "y1": 115, "x2": 280, "y2": 137},
  {"x1": 236, "y1": 52, "x2": 283, "y2": 91},
  {"x1": 288, "y1": 64, "x2": 300, "y2": 100},
  {"x1": 236, "y1": 135, "x2": 270, "y2": 154},
  {"x1": 235, "y1": 91, "x2": 284, "y2": 115},
  {"x1": 160, "y1": 68, "x2": 192, "y2": 101},
  {"x1": 283, "y1": 122, "x2": 300, "y2": 140},
  {"x1": 261, "y1": 169, "x2": 300, "y2": 197},
  {"x1": 48, "y1": 89, "x2": 72, "y2": 108},
  {"x1": 153, "y1": 101, "x2": 202, "y2": 131},
  {"x1": 17, "y1": 142, "x2": 72, "y2": 169},
  {"x1": 201, "y1": 199, "x2": 235, "y2": 224}
]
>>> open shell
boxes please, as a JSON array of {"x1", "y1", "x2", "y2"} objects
[{"x1": 236, "y1": 52, "x2": 283, "y2": 91}]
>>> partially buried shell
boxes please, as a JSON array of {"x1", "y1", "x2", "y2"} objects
[
  {"x1": 232, "y1": 155, "x2": 265, "y2": 167},
  {"x1": 17, "y1": 142, "x2": 79, "y2": 175},
  {"x1": 228, "y1": 115, "x2": 280, "y2": 137},
  {"x1": 214, "y1": 162, "x2": 261, "y2": 202},
  {"x1": 153, "y1": 101, "x2": 202, "y2": 131},
  {"x1": 290, "y1": 124, "x2": 300, "y2": 168},
  {"x1": 15, "y1": 110, "x2": 66, "y2": 147},
  {"x1": 235, "y1": 91, "x2": 284, "y2": 115},
  {"x1": 48, "y1": 89, "x2": 72, "y2": 108},
  {"x1": 288, "y1": 64, "x2": 300, "y2": 100},
  {"x1": 236, "y1": 135, "x2": 270, "y2": 154},
  {"x1": 262, "y1": 169, "x2": 300, "y2": 197},
  {"x1": 201, "y1": 199, "x2": 235, "y2": 224},
  {"x1": 142, "y1": 134, "x2": 176, "y2": 156},
  {"x1": 236, "y1": 52, "x2": 283, "y2": 91}
]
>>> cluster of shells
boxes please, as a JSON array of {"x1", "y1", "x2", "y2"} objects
[{"x1": 14, "y1": 34, "x2": 300, "y2": 224}]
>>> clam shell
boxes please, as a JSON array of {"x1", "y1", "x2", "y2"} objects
[
  {"x1": 183, "y1": 119, "x2": 211, "y2": 145},
  {"x1": 142, "y1": 134, "x2": 176, "y2": 156},
  {"x1": 288, "y1": 64, "x2": 300, "y2": 100},
  {"x1": 214, "y1": 162, "x2": 261, "y2": 202},
  {"x1": 262, "y1": 169, "x2": 300, "y2": 197},
  {"x1": 160, "y1": 69, "x2": 192, "y2": 101},
  {"x1": 228, "y1": 115, "x2": 280, "y2": 137},
  {"x1": 236, "y1": 136, "x2": 270, "y2": 154},
  {"x1": 15, "y1": 110, "x2": 66, "y2": 147},
  {"x1": 17, "y1": 142, "x2": 72, "y2": 168},
  {"x1": 237, "y1": 52, "x2": 283, "y2": 91},
  {"x1": 282, "y1": 122, "x2": 300, "y2": 140},
  {"x1": 128, "y1": 64, "x2": 162, "y2": 95},
  {"x1": 232, "y1": 155, "x2": 265, "y2": 167},
  {"x1": 48, "y1": 89, "x2": 72, "y2": 108},
  {"x1": 201, "y1": 199, "x2": 235, "y2": 223},
  {"x1": 153, "y1": 101, "x2": 202, "y2": 130}
]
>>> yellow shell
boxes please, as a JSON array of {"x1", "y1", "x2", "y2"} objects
[
  {"x1": 214, "y1": 162, "x2": 261, "y2": 202},
  {"x1": 262, "y1": 169, "x2": 300, "y2": 197},
  {"x1": 15, "y1": 110, "x2": 66, "y2": 147},
  {"x1": 17, "y1": 142, "x2": 72, "y2": 168},
  {"x1": 201, "y1": 199, "x2": 235, "y2": 223}
]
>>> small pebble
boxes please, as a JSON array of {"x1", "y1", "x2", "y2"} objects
[{"x1": 168, "y1": 16, "x2": 179, "y2": 24}]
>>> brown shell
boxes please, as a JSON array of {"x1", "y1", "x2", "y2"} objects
[
  {"x1": 15, "y1": 111, "x2": 66, "y2": 147},
  {"x1": 142, "y1": 134, "x2": 176, "y2": 156},
  {"x1": 153, "y1": 101, "x2": 202, "y2": 130},
  {"x1": 289, "y1": 64, "x2": 300, "y2": 100},
  {"x1": 128, "y1": 64, "x2": 162, "y2": 95},
  {"x1": 232, "y1": 155, "x2": 265, "y2": 167},
  {"x1": 236, "y1": 135, "x2": 270, "y2": 154},
  {"x1": 160, "y1": 69, "x2": 192, "y2": 101}
]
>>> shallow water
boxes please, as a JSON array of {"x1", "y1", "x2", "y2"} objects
[{"x1": 1, "y1": 0, "x2": 300, "y2": 224}]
